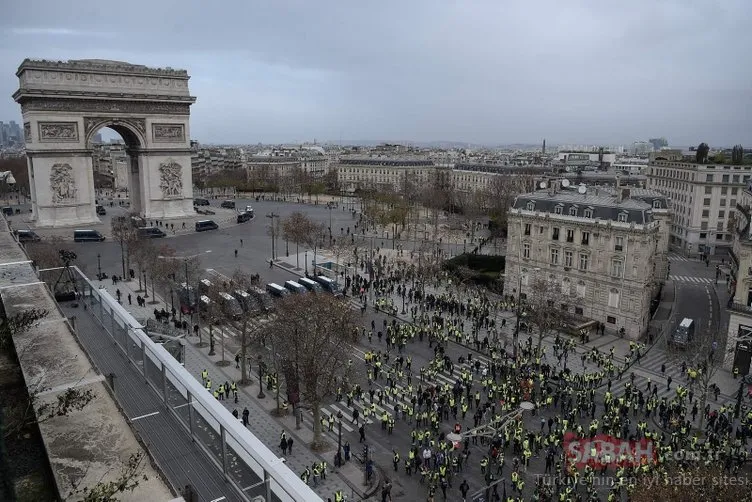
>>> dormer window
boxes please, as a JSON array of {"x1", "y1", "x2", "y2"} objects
[
  {"x1": 652, "y1": 200, "x2": 661, "y2": 209},
  {"x1": 618, "y1": 212, "x2": 628, "y2": 223},
  {"x1": 569, "y1": 207, "x2": 577, "y2": 216},
  {"x1": 554, "y1": 205, "x2": 563, "y2": 215},
  {"x1": 584, "y1": 208, "x2": 593, "y2": 218},
  {"x1": 526, "y1": 201, "x2": 535, "y2": 211}
]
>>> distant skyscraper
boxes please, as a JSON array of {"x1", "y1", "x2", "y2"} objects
[{"x1": 93, "y1": 133, "x2": 103, "y2": 144}]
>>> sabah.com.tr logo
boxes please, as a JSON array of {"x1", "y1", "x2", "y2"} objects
[{"x1": 563, "y1": 432, "x2": 657, "y2": 469}]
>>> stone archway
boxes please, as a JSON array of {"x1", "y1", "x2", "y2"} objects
[{"x1": 13, "y1": 59, "x2": 197, "y2": 227}]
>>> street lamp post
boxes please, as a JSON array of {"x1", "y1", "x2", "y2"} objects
[
  {"x1": 97, "y1": 253, "x2": 102, "y2": 280},
  {"x1": 335, "y1": 410, "x2": 343, "y2": 467},
  {"x1": 142, "y1": 270, "x2": 148, "y2": 298},
  {"x1": 305, "y1": 251, "x2": 309, "y2": 276}
]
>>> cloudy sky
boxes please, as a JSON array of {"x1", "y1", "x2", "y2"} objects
[{"x1": 1, "y1": 0, "x2": 750, "y2": 146}]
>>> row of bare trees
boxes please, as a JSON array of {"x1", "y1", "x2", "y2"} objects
[{"x1": 190, "y1": 268, "x2": 358, "y2": 449}]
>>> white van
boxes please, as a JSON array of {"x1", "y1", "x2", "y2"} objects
[
  {"x1": 219, "y1": 291, "x2": 243, "y2": 320},
  {"x1": 314, "y1": 275, "x2": 341, "y2": 295},
  {"x1": 284, "y1": 280, "x2": 307, "y2": 295},
  {"x1": 266, "y1": 283, "x2": 289, "y2": 298},
  {"x1": 298, "y1": 277, "x2": 323, "y2": 293}
]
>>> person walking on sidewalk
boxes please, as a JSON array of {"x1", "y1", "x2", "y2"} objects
[
  {"x1": 201, "y1": 369, "x2": 208, "y2": 385},
  {"x1": 287, "y1": 437, "x2": 293, "y2": 454},
  {"x1": 280, "y1": 436, "x2": 288, "y2": 455},
  {"x1": 127, "y1": 293, "x2": 132, "y2": 305},
  {"x1": 242, "y1": 407, "x2": 249, "y2": 426}
]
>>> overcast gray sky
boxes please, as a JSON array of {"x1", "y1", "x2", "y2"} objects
[{"x1": 1, "y1": 0, "x2": 750, "y2": 146}]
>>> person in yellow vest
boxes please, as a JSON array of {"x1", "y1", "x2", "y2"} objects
[
  {"x1": 201, "y1": 369, "x2": 208, "y2": 384},
  {"x1": 334, "y1": 489, "x2": 344, "y2": 502},
  {"x1": 205, "y1": 379, "x2": 212, "y2": 391}
]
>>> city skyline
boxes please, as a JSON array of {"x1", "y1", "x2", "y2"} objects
[{"x1": 1, "y1": 0, "x2": 750, "y2": 146}]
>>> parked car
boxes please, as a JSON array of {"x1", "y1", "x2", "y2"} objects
[
  {"x1": 194, "y1": 198, "x2": 210, "y2": 206},
  {"x1": 220, "y1": 200, "x2": 236, "y2": 209},
  {"x1": 2, "y1": 207, "x2": 13, "y2": 217},
  {"x1": 195, "y1": 220, "x2": 218, "y2": 232}
]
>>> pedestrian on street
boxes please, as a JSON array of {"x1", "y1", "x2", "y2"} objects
[
  {"x1": 287, "y1": 437, "x2": 293, "y2": 454},
  {"x1": 116, "y1": 289, "x2": 121, "y2": 302},
  {"x1": 242, "y1": 407, "x2": 249, "y2": 427},
  {"x1": 127, "y1": 293, "x2": 132, "y2": 305},
  {"x1": 280, "y1": 437, "x2": 288, "y2": 455},
  {"x1": 359, "y1": 424, "x2": 366, "y2": 443}
]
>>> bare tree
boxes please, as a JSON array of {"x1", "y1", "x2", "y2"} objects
[
  {"x1": 266, "y1": 294, "x2": 358, "y2": 449},
  {"x1": 228, "y1": 270, "x2": 267, "y2": 385},
  {"x1": 111, "y1": 214, "x2": 140, "y2": 278},
  {"x1": 282, "y1": 211, "x2": 315, "y2": 269},
  {"x1": 2, "y1": 308, "x2": 96, "y2": 441},
  {"x1": 67, "y1": 451, "x2": 148, "y2": 502},
  {"x1": 631, "y1": 463, "x2": 752, "y2": 502},
  {"x1": 524, "y1": 276, "x2": 572, "y2": 363},
  {"x1": 666, "y1": 325, "x2": 725, "y2": 430},
  {"x1": 24, "y1": 236, "x2": 68, "y2": 269}
]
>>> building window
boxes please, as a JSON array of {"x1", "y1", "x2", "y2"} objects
[
  {"x1": 566, "y1": 229, "x2": 574, "y2": 242},
  {"x1": 606, "y1": 315, "x2": 616, "y2": 324},
  {"x1": 526, "y1": 201, "x2": 535, "y2": 211},
  {"x1": 550, "y1": 248, "x2": 559, "y2": 265},
  {"x1": 554, "y1": 205, "x2": 563, "y2": 214},
  {"x1": 705, "y1": 186, "x2": 712, "y2": 194},
  {"x1": 732, "y1": 187, "x2": 739, "y2": 195},
  {"x1": 522, "y1": 243, "x2": 530, "y2": 259},
  {"x1": 552, "y1": 227, "x2": 560, "y2": 240},
  {"x1": 524, "y1": 223, "x2": 531, "y2": 236},
  {"x1": 615, "y1": 236, "x2": 624, "y2": 251},
  {"x1": 717, "y1": 222, "x2": 724, "y2": 231},
  {"x1": 721, "y1": 187, "x2": 728, "y2": 195},
  {"x1": 734, "y1": 175, "x2": 740, "y2": 182},
  {"x1": 718, "y1": 210, "x2": 725, "y2": 218},
  {"x1": 611, "y1": 260, "x2": 624, "y2": 278},
  {"x1": 608, "y1": 288, "x2": 620, "y2": 308},
  {"x1": 575, "y1": 307, "x2": 583, "y2": 315},
  {"x1": 720, "y1": 199, "x2": 727, "y2": 206},
  {"x1": 576, "y1": 280, "x2": 586, "y2": 296},
  {"x1": 584, "y1": 208, "x2": 593, "y2": 218},
  {"x1": 617, "y1": 213, "x2": 627, "y2": 222},
  {"x1": 569, "y1": 207, "x2": 577, "y2": 216},
  {"x1": 652, "y1": 200, "x2": 661, "y2": 208},
  {"x1": 706, "y1": 174, "x2": 714, "y2": 182},
  {"x1": 701, "y1": 221, "x2": 708, "y2": 230},
  {"x1": 702, "y1": 209, "x2": 709, "y2": 217},
  {"x1": 700, "y1": 232, "x2": 707, "y2": 239},
  {"x1": 579, "y1": 253, "x2": 589, "y2": 271},
  {"x1": 564, "y1": 250, "x2": 573, "y2": 267},
  {"x1": 703, "y1": 198, "x2": 711, "y2": 206},
  {"x1": 581, "y1": 232, "x2": 590, "y2": 245}
]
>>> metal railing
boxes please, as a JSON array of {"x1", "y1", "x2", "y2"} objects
[{"x1": 72, "y1": 266, "x2": 322, "y2": 502}]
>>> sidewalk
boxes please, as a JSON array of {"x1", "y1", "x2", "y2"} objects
[{"x1": 93, "y1": 277, "x2": 378, "y2": 501}]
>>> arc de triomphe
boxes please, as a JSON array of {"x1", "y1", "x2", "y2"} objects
[{"x1": 13, "y1": 58, "x2": 197, "y2": 227}]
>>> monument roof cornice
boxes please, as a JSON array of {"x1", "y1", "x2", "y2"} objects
[
  {"x1": 16, "y1": 58, "x2": 190, "y2": 78},
  {"x1": 13, "y1": 88, "x2": 197, "y2": 104}
]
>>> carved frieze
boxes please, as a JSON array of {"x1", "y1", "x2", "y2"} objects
[
  {"x1": 38, "y1": 122, "x2": 79, "y2": 142},
  {"x1": 21, "y1": 98, "x2": 191, "y2": 115},
  {"x1": 152, "y1": 123, "x2": 185, "y2": 142},
  {"x1": 159, "y1": 160, "x2": 183, "y2": 198},
  {"x1": 18, "y1": 58, "x2": 190, "y2": 77},
  {"x1": 50, "y1": 163, "x2": 77, "y2": 203},
  {"x1": 23, "y1": 122, "x2": 30, "y2": 142}
]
